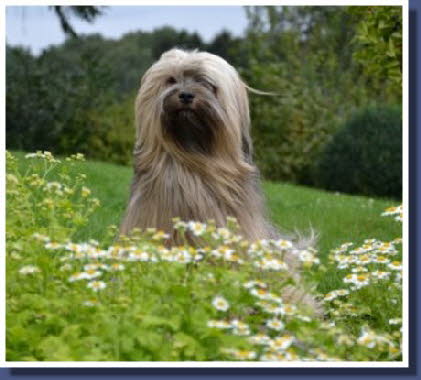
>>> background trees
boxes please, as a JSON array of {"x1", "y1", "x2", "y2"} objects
[{"x1": 6, "y1": 6, "x2": 402, "y2": 198}]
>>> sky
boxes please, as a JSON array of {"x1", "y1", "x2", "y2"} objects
[{"x1": 6, "y1": 6, "x2": 249, "y2": 55}]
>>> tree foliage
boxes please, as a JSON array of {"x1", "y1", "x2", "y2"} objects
[
  {"x1": 50, "y1": 6, "x2": 104, "y2": 38},
  {"x1": 6, "y1": 6, "x2": 402, "y2": 196},
  {"x1": 350, "y1": 6, "x2": 402, "y2": 100},
  {"x1": 243, "y1": 6, "x2": 386, "y2": 184}
]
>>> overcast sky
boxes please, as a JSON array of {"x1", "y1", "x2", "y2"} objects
[{"x1": 6, "y1": 6, "x2": 249, "y2": 55}]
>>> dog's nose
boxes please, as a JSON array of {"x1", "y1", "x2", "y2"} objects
[{"x1": 179, "y1": 92, "x2": 195, "y2": 104}]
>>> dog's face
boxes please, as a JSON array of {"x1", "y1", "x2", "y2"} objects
[
  {"x1": 135, "y1": 49, "x2": 252, "y2": 161},
  {"x1": 160, "y1": 67, "x2": 222, "y2": 154}
]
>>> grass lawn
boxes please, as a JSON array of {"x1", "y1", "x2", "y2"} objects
[{"x1": 12, "y1": 151, "x2": 402, "y2": 293}]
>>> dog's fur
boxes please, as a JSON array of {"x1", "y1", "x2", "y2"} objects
[
  {"x1": 121, "y1": 48, "x2": 277, "y2": 242},
  {"x1": 120, "y1": 48, "x2": 320, "y2": 313}
]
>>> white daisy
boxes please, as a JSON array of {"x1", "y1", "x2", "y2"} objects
[
  {"x1": 87, "y1": 281, "x2": 107, "y2": 292},
  {"x1": 19, "y1": 265, "x2": 41, "y2": 274},
  {"x1": 266, "y1": 318, "x2": 285, "y2": 331},
  {"x1": 212, "y1": 296, "x2": 229, "y2": 312},
  {"x1": 187, "y1": 221, "x2": 207, "y2": 236}
]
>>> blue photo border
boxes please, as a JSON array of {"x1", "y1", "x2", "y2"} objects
[{"x1": 2, "y1": 1, "x2": 420, "y2": 378}]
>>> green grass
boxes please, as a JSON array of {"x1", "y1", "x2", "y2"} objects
[{"x1": 12, "y1": 151, "x2": 401, "y2": 292}]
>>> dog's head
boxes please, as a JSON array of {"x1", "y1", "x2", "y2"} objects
[{"x1": 134, "y1": 49, "x2": 252, "y2": 161}]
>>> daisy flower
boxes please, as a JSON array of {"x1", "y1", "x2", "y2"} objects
[
  {"x1": 259, "y1": 258, "x2": 288, "y2": 271},
  {"x1": 323, "y1": 292, "x2": 338, "y2": 302},
  {"x1": 45, "y1": 241, "x2": 62, "y2": 250},
  {"x1": 266, "y1": 318, "x2": 285, "y2": 331},
  {"x1": 273, "y1": 239, "x2": 293, "y2": 250},
  {"x1": 212, "y1": 296, "x2": 229, "y2": 312},
  {"x1": 279, "y1": 304, "x2": 297, "y2": 315},
  {"x1": 381, "y1": 205, "x2": 402, "y2": 216},
  {"x1": 83, "y1": 269, "x2": 102, "y2": 280},
  {"x1": 173, "y1": 249, "x2": 192, "y2": 263},
  {"x1": 83, "y1": 299, "x2": 99, "y2": 307},
  {"x1": 355, "y1": 254, "x2": 371, "y2": 265},
  {"x1": 243, "y1": 280, "x2": 268, "y2": 289},
  {"x1": 84, "y1": 263, "x2": 109, "y2": 271},
  {"x1": 231, "y1": 350, "x2": 257, "y2": 360},
  {"x1": 249, "y1": 287, "x2": 271, "y2": 300},
  {"x1": 212, "y1": 228, "x2": 231, "y2": 240},
  {"x1": 68, "y1": 272, "x2": 88, "y2": 282},
  {"x1": 32, "y1": 233, "x2": 50, "y2": 242},
  {"x1": 231, "y1": 319, "x2": 251, "y2": 336},
  {"x1": 152, "y1": 230, "x2": 170, "y2": 240},
  {"x1": 19, "y1": 265, "x2": 41, "y2": 274},
  {"x1": 81, "y1": 186, "x2": 91, "y2": 197},
  {"x1": 187, "y1": 221, "x2": 207, "y2": 236},
  {"x1": 224, "y1": 250, "x2": 241, "y2": 262},
  {"x1": 357, "y1": 328, "x2": 377, "y2": 348},
  {"x1": 388, "y1": 261, "x2": 402, "y2": 270},
  {"x1": 87, "y1": 281, "x2": 107, "y2": 292},
  {"x1": 207, "y1": 320, "x2": 232, "y2": 329},
  {"x1": 299, "y1": 250, "x2": 320, "y2": 264},
  {"x1": 373, "y1": 255, "x2": 390, "y2": 264},
  {"x1": 211, "y1": 246, "x2": 234, "y2": 259},
  {"x1": 257, "y1": 302, "x2": 284, "y2": 315},
  {"x1": 335, "y1": 289, "x2": 350, "y2": 296},
  {"x1": 269, "y1": 336, "x2": 294, "y2": 351},
  {"x1": 371, "y1": 271, "x2": 391, "y2": 280},
  {"x1": 248, "y1": 334, "x2": 271, "y2": 346},
  {"x1": 128, "y1": 251, "x2": 151, "y2": 262},
  {"x1": 351, "y1": 265, "x2": 368, "y2": 273}
]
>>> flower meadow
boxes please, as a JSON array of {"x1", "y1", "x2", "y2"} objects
[{"x1": 6, "y1": 151, "x2": 403, "y2": 362}]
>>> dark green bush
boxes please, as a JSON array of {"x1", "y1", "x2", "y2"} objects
[
  {"x1": 315, "y1": 105, "x2": 402, "y2": 199},
  {"x1": 86, "y1": 95, "x2": 135, "y2": 165}
]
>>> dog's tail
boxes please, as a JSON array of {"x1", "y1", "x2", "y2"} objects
[
  {"x1": 244, "y1": 84, "x2": 278, "y2": 97},
  {"x1": 292, "y1": 227, "x2": 318, "y2": 250}
]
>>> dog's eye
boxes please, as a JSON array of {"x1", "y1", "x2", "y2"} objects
[
  {"x1": 166, "y1": 76, "x2": 177, "y2": 85},
  {"x1": 196, "y1": 77, "x2": 217, "y2": 93}
]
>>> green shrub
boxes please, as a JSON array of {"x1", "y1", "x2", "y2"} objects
[
  {"x1": 86, "y1": 95, "x2": 135, "y2": 166},
  {"x1": 315, "y1": 105, "x2": 402, "y2": 199}
]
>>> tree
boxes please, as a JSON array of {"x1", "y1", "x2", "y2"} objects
[
  {"x1": 50, "y1": 6, "x2": 104, "y2": 38},
  {"x1": 241, "y1": 6, "x2": 384, "y2": 184},
  {"x1": 207, "y1": 30, "x2": 248, "y2": 68},
  {"x1": 151, "y1": 26, "x2": 205, "y2": 60},
  {"x1": 349, "y1": 6, "x2": 402, "y2": 101}
]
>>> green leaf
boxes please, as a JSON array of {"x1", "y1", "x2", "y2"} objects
[
  {"x1": 135, "y1": 328, "x2": 164, "y2": 352},
  {"x1": 172, "y1": 332, "x2": 203, "y2": 359},
  {"x1": 37, "y1": 337, "x2": 73, "y2": 360},
  {"x1": 387, "y1": 38, "x2": 396, "y2": 57},
  {"x1": 138, "y1": 314, "x2": 180, "y2": 332}
]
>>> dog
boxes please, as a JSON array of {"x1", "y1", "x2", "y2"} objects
[
  {"x1": 120, "y1": 48, "x2": 320, "y2": 313},
  {"x1": 120, "y1": 48, "x2": 278, "y2": 242}
]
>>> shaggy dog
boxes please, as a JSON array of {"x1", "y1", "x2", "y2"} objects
[
  {"x1": 121, "y1": 48, "x2": 277, "y2": 242},
  {"x1": 120, "y1": 48, "x2": 319, "y2": 311}
]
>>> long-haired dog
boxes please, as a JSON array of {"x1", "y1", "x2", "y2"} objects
[
  {"x1": 121, "y1": 48, "x2": 277, "y2": 242},
  {"x1": 120, "y1": 48, "x2": 319, "y2": 312}
]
